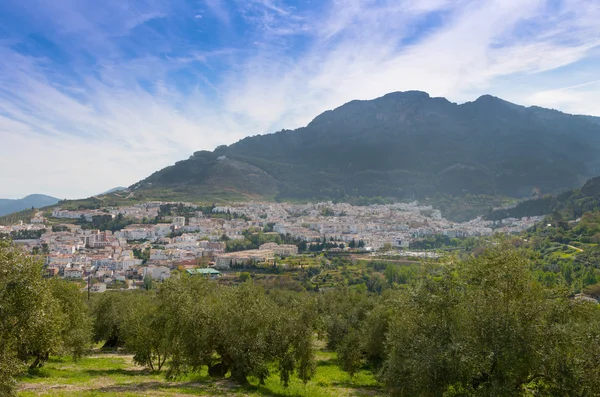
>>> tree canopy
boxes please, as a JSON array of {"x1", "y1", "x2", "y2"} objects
[
  {"x1": 0, "y1": 241, "x2": 91, "y2": 396},
  {"x1": 4, "y1": 239, "x2": 600, "y2": 395}
]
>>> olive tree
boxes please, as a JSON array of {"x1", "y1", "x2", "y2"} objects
[
  {"x1": 120, "y1": 293, "x2": 170, "y2": 371},
  {"x1": 268, "y1": 290, "x2": 317, "y2": 386},
  {"x1": 0, "y1": 242, "x2": 91, "y2": 395},
  {"x1": 208, "y1": 282, "x2": 281, "y2": 384},
  {"x1": 160, "y1": 277, "x2": 318, "y2": 386},
  {"x1": 46, "y1": 278, "x2": 92, "y2": 360},
  {"x1": 91, "y1": 291, "x2": 136, "y2": 348},
  {"x1": 380, "y1": 243, "x2": 600, "y2": 396},
  {"x1": 0, "y1": 241, "x2": 48, "y2": 395},
  {"x1": 158, "y1": 275, "x2": 216, "y2": 378}
]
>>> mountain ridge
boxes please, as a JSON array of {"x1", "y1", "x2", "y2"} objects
[
  {"x1": 130, "y1": 91, "x2": 600, "y2": 210},
  {"x1": 0, "y1": 194, "x2": 60, "y2": 216}
]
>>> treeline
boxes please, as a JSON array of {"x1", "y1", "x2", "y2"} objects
[
  {"x1": 4, "y1": 240, "x2": 600, "y2": 395},
  {"x1": 159, "y1": 202, "x2": 250, "y2": 222},
  {"x1": 89, "y1": 243, "x2": 600, "y2": 395},
  {"x1": 159, "y1": 203, "x2": 198, "y2": 219},
  {"x1": 224, "y1": 230, "x2": 308, "y2": 252},
  {"x1": 76, "y1": 213, "x2": 135, "y2": 232},
  {"x1": 91, "y1": 280, "x2": 316, "y2": 384},
  {"x1": 0, "y1": 229, "x2": 46, "y2": 240},
  {"x1": 224, "y1": 229, "x2": 366, "y2": 254}
]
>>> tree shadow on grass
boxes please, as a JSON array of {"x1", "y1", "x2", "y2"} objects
[
  {"x1": 82, "y1": 368, "x2": 155, "y2": 378},
  {"x1": 250, "y1": 385, "x2": 309, "y2": 397},
  {"x1": 95, "y1": 379, "x2": 246, "y2": 396},
  {"x1": 21, "y1": 367, "x2": 152, "y2": 383},
  {"x1": 22, "y1": 368, "x2": 52, "y2": 379},
  {"x1": 316, "y1": 359, "x2": 338, "y2": 368},
  {"x1": 249, "y1": 382, "x2": 382, "y2": 397},
  {"x1": 95, "y1": 376, "x2": 329, "y2": 397},
  {"x1": 46, "y1": 356, "x2": 70, "y2": 364}
]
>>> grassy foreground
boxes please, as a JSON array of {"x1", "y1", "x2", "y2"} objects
[{"x1": 18, "y1": 350, "x2": 381, "y2": 397}]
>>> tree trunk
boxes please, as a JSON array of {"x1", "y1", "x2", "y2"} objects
[
  {"x1": 103, "y1": 333, "x2": 120, "y2": 349},
  {"x1": 29, "y1": 354, "x2": 44, "y2": 370},
  {"x1": 230, "y1": 366, "x2": 249, "y2": 385}
]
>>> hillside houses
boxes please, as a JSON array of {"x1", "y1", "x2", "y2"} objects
[
  {"x1": 5, "y1": 199, "x2": 543, "y2": 288},
  {"x1": 143, "y1": 265, "x2": 171, "y2": 281}
]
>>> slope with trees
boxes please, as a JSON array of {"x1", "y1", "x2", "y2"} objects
[
  {"x1": 5, "y1": 238, "x2": 600, "y2": 395},
  {"x1": 132, "y1": 92, "x2": 600, "y2": 215},
  {"x1": 488, "y1": 175, "x2": 600, "y2": 221}
]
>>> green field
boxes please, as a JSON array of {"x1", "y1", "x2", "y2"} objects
[{"x1": 18, "y1": 349, "x2": 380, "y2": 397}]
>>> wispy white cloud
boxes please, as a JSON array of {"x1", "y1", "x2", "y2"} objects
[
  {"x1": 0, "y1": 0, "x2": 599, "y2": 198},
  {"x1": 219, "y1": 0, "x2": 600, "y2": 131},
  {"x1": 526, "y1": 80, "x2": 600, "y2": 116},
  {"x1": 204, "y1": 0, "x2": 231, "y2": 25}
]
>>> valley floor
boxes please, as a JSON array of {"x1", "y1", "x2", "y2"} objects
[{"x1": 18, "y1": 350, "x2": 381, "y2": 397}]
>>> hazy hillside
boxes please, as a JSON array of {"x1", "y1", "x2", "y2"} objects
[
  {"x1": 486, "y1": 176, "x2": 600, "y2": 221},
  {"x1": 0, "y1": 194, "x2": 59, "y2": 216},
  {"x1": 133, "y1": 91, "x2": 600, "y2": 204}
]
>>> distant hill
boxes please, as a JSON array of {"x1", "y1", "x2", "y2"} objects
[
  {"x1": 131, "y1": 91, "x2": 600, "y2": 207},
  {"x1": 0, "y1": 194, "x2": 59, "y2": 216},
  {"x1": 486, "y1": 176, "x2": 600, "y2": 221}
]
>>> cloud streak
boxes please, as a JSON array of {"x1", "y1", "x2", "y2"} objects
[{"x1": 0, "y1": 0, "x2": 599, "y2": 198}]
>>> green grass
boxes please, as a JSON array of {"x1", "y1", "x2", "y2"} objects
[
  {"x1": 550, "y1": 251, "x2": 575, "y2": 259},
  {"x1": 18, "y1": 350, "x2": 382, "y2": 397}
]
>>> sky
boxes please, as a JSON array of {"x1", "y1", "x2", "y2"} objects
[{"x1": 0, "y1": 0, "x2": 599, "y2": 199}]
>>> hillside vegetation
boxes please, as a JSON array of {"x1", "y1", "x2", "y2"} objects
[
  {"x1": 487, "y1": 176, "x2": 600, "y2": 221},
  {"x1": 4, "y1": 240, "x2": 600, "y2": 396},
  {"x1": 133, "y1": 91, "x2": 600, "y2": 208}
]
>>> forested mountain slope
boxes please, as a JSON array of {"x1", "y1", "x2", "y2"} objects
[
  {"x1": 134, "y1": 91, "x2": 600, "y2": 203},
  {"x1": 487, "y1": 176, "x2": 600, "y2": 221}
]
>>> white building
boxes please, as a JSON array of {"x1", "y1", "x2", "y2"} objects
[
  {"x1": 172, "y1": 216, "x2": 186, "y2": 227},
  {"x1": 64, "y1": 268, "x2": 83, "y2": 279},
  {"x1": 214, "y1": 249, "x2": 275, "y2": 269},
  {"x1": 259, "y1": 242, "x2": 298, "y2": 257}
]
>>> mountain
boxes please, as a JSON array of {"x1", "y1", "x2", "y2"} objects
[
  {"x1": 0, "y1": 194, "x2": 60, "y2": 216},
  {"x1": 132, "y1": 91, "x2": 600, "y2": 205},
  {"x1": 486, "y1": 176, "x2": 600, "y2": 221}
]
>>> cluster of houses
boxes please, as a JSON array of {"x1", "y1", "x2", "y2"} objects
[{"x1": 1, "y1": 200, "x2": 545, "y2": 291}]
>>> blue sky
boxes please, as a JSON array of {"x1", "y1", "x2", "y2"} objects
[{"x1": 0, "y1": 0, "x2": 599, "y2": 199}]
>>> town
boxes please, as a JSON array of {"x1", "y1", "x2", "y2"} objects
[{"x1": 0, "y1": 200, "x2": 542, "y2": 292}]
